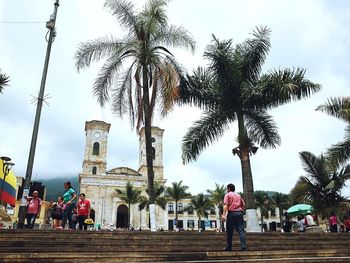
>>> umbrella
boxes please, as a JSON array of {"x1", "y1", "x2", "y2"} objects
[{"x1": 287, "y1": 204, "x2": 313, "y2": 216}]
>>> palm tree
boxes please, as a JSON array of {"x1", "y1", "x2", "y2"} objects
[
  {"x1": 271, "y1": 192, "x2": 290, "y2": 228},
  {"x1": 139, "y1": 182, "x2": 167, "y2": 228},
  {"x1": 187, "y1": 194, "x2": 213, "y2": 231},
  {"x1": 291, "y1": 151, "x2": 350, "y2": 218},
  {"x1": 207, "y1": 183, "x2": 226, "y2": 230},
  {"x1": 0, "y1": 70, "x2": 9, "y2": 93},
  {"x1": 75, "y1": 0, "x2": 195, "y2": 231},
  {"x1": 254, "y1": 190, "x2": 274, "y2": 232},
  {"x1": 178, "y1": 26, "x2": 320, "y2": 231},
  {"x1": 115, "y1": 181, "x2": 142, "y2": 228},
  {"x1": 165, "y1": 180, "x2": 190, "y2": 228},
  {"x1": 316, "y1": 97, "x2": 350, "y2": 168}
]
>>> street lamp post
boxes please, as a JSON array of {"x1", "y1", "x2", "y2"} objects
[
  {"x1": 17, "y1": 0, "x2": 60, "y2": 228},
  {"x1": 0, "y1": 156, "x2": 15, "y2": 207}
]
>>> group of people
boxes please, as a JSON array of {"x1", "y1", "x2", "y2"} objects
[{"x1": 25, "y1": 181, "x2": 93, "y2": 230}]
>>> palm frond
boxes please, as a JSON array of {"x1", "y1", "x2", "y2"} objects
[
  {"x1": 181, "y1": 110, "x2": 232, "y2": 164},
  {"x1": 244, "y1": 109, "x2": 281, "y2": 149},
  {"x1": 254, "y1": 68, "x2": 321, "y2": 108},
  {"x1": 0, "y1": 70, "x2": 10, "y2": 92},
  {"x1": 75, "y1": 36, "x2": 124, "y2": 72},
  {"x1": 326, "y1": 129, "x2": 350, "y2": 168},
  {"x1": 239, "y1": 26, "x2": 271, "y2": 83},
  {"x1": 104, "y1": 0, "x2": 137, "y2": 33},
  {"x1": 316, "y1": 97, "x2": 350, "y2": 123}
]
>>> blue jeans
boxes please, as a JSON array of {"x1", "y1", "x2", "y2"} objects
[
  {"x1": 62, "y1": 203, "x2": 75, "y2": 229},
  {"x1": 26, "y1": 213, "x2": 37, "y2": 229},
  {"x1": 226, "y1": 211, "x2": 247, "y2": 250}
]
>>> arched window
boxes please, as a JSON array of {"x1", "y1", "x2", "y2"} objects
[
  {"x1": 152, "y1": 147, "x2": 155, "y2": 160},
  {"x1": 92, "y1": 166, "x2": 97, "y2": 174},
  {"x1": 93, "y1": 142, "x2": 100, "y2": 155}
]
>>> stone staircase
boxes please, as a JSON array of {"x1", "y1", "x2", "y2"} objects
[{"x1": 0, "y1": 230, "x2": 350, "y2": 262}]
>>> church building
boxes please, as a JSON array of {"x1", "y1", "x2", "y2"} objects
[{"x1": 79, "y1": 120, "x2": 167, "y2": 230}]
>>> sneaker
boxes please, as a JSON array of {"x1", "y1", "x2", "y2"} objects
[
  {"x1": 223, "y1": 247, "x2": 232, "y2": 251},
  {"x1": 241, "y1": 247, "x2": 247, "y2": 251}
]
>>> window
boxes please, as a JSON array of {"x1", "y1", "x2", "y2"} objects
[
  {"x1": 93, "y1": 142, "x2": 100, "y2": 155},
  {"x1": 177, "y1": 220, "x2": 184, "y2": 229},
  {"x1": 152, "y1": 147, "x2": 155, "y2": 160},
  {"x1": 92, "y1": 166, "x2": 97, "y2": 174},
  {"x1": 210, "y1": 220, "x2": 217, "y2": 228},
  {"x1": 187, "y1": 220, "x2": 195, "y2": 229},
  {"x1": 177, "y1": 203, "x2": 183, "y2": 214},
  {"x1": 187, "y1": 205, "x2": 194, "y2": 215},
  {"x1": 168, "y1": 203, "x2": 174, "y2": 214},
  {"x1": 151, "y1": 137, "x2": 156, "y2": 143}
]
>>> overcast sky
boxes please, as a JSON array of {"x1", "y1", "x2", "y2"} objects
[{"x1": 0, "y1": 0, "x2": 349, "y2": 196}]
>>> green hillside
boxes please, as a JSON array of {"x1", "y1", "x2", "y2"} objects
[{"x1": 38, "y1": 176, "x2": 79, "y2": 201}]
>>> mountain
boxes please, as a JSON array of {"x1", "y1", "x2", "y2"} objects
[{"x1": 38, "y1": 176, "x2": 79, "y2": 201}]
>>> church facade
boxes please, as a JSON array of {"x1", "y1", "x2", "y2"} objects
[{"x1": 79, "y1": 120, "x2": 167, "y2": 230}]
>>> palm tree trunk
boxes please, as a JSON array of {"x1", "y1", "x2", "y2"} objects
[
  {"x1": 175, "y1": 200, "x2": 178, "y2": 228},
  {"x1": 239, "y1": 147, "x2": 255, "y2": 209},
  {"x1": 142, "y1": 64, "x2": 156, "y2": 231}
]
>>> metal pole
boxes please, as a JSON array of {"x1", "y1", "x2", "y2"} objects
[{"x1": 17, "y1": 0, "x2": 60, "y2": 228}]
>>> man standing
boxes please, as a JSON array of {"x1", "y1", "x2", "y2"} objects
[
  {"x1": 26, "y1": 191, "x2": 41, "y2": 229},
  {"x1": 222, "y1": 184, "x2": 247, "y2": 251},
  {"x1": 77, "y1": 193, "x2": 91, "y2": 230}
]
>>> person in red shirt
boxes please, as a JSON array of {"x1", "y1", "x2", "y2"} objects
[
  {"x1": 221, "y1": 184, "x2": 247, "y2": 251},
  {"x1": 77, "y1": 193, "x2": 91, "y2": 230}
]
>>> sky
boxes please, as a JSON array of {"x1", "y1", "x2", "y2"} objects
[{"x1": 0, "y1": 0, "x2": 349, "y2": 196}]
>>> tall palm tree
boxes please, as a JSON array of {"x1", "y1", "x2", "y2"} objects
[
  {"x1": 187, "y1": 193, "x2": 213, "y2": 231},
  {"x1": 207, "y1": 183, "x2": 226, "y2": 230},
  {"x1": 271, "y1": 192, "x2": 290, "y2": 228},
  {"x1": 0, "y1": 70, "x2": 9, "y2": 93},
  {"x1": 115, "y1": 181, "x2": 142, "y2": 228},
  {"x1": 316, "y1": 97, "x2": 350, "y2": 168},
  {"x1": 178, "y1": 26, "x2": 320, "y2": 231},
  {"x1": 75, "y1": 0, "x2": 195, "y2": 231},
  {"x1": 165, "y1": 180, "x2": 190, "y2": 228},
  {"x1": 254, "y1": 190, "x2": 274, "y2": 232},
  {"x1": 291, "y1": 151, "x2": 350, "y2": 218}
]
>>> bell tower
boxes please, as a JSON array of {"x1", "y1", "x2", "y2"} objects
[
  {"x1": 138, "y1": 127, "x2": 164, "y2": 180},
  {"x1": 82, "y1": 120, "x2": 111, "y2": 175}
]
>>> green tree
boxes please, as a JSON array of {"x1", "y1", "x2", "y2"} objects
[
  {"x1": 187, "y1": 193, "x2": 213, "y2": 230},
  {"x1": 207, "y1": 183, "x2": 226, "y2": 230},
  {"x1": 254, "y1": 190, "x2": 274, "y2": 232},
  {"x1": 115, "y1": 181, "x2": 142, "y2": 228},
  {"x1": 316, "y1": 97, "x2": 350, "y2": 168},
  {"x1": 166, "y1": 180, "x2": 190, "y2": 228},
  {"x1": 75, "y1": 0, "x2": 195, "y2": 231},
  {"x1": 178, "y1": 26, "x2": 320, "y2": 230},
  {"x1": 291, "y1": 151, "x2": 350, "y2": 218},
  {"x1": 0, "y1": 70, "x2": 9, "y2": 93},
  {"x1": 271, "y1": 192, "x2": 290, "y2": 228}
]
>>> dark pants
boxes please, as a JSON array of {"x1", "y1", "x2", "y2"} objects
[
  {"x1": 226, "y1": 211, "x2": 247, "y2": 250},
  {"x1": 330, "y1": 224, "x2": 338, "y2": 232},
  {"x1": 77, "y1": 215, "x2": 88, "y2": 230},
  {"x1": 26, "y1": 213, "x2": 37, "y2": 229},
  {"x1": 62, "y1": 203, "x2": 75, "y2": 229}
]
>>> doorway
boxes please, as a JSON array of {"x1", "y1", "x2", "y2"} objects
[{"x1": 116, "y1": 204, "x2": 128, "y2": 228}]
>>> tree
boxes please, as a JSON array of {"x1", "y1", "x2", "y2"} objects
[
  {"x1": 316, "y1": 97, "x2": 350, "y2": 168},
  {"x1": 291, "y1": 151, "x2": 350, "y2": 218},
  {"x1": 166, "y1": 180, "x2": 190, "y2": 228},
  {"x1": 75, "y1": 0, "x2": 195, "y2": 231},
  {"x1": 139, "y1": 182, "x2": 167, "y2": 229},
  {"x1": 115, "y1": 181, "x2": 142, "y2": 228},
  {"x1": 207, "y1": 183, "x2": 226, "y2": 230},
  {"x1": 0, "y1": 70, "x2": 9, "y2": 93},
  {"x1": 254, "y1": 190, "x2": 274, "y2": 232},
  {"x1": 271, "y1": 192, "x2": 290, "y2": 228},
  {"x1": 178, "y1": 26, "x2": 320, "y2": 231},
  {"x1": 186, "y1": 194, "x2": 213, "y2": 231}
]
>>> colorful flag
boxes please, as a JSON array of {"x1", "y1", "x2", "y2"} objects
[{"x1": 0, "y1": 160, "x2": 16, "y2": 207}]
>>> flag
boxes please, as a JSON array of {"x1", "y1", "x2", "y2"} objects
[{"x1": 0, "y1": 159, "x2": 16, "y2": 206}]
